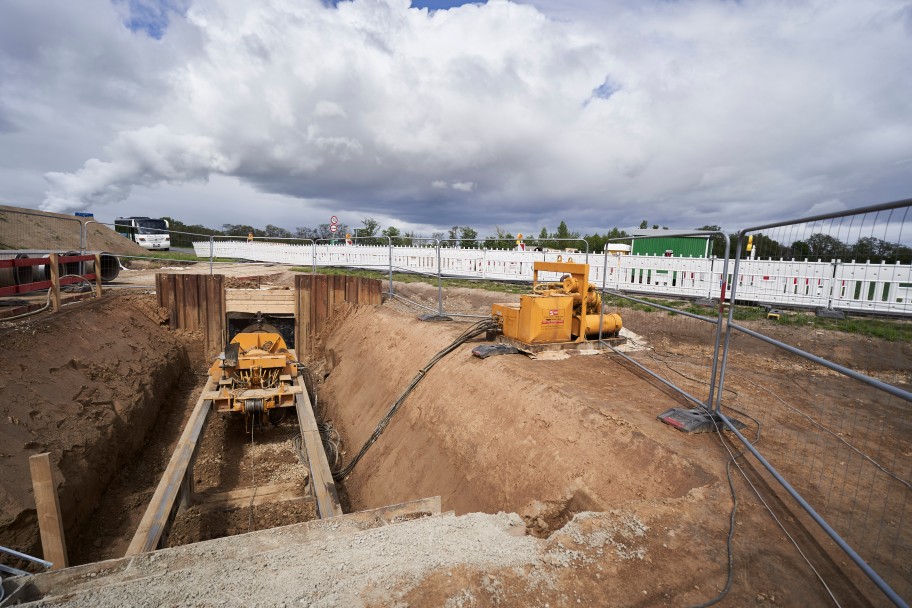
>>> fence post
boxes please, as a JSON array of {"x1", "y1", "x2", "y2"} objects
[
  {"x1": 209, "y1": 236, "x2": 214, "y2": 276},
  {"x1": 436, "y1": 239, "x2": 444, "y2": 316},
  {"x1": 706, "y1": 232, "x2": 730, "y2": 412},
  {"x1": 48, "y1": 253, "x2": 61, "y2": 312},
  {"x1": 388, "y1": 237, "x2": 394, "y2": 298}
]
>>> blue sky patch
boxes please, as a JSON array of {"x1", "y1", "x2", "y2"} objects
[
  {"x1": 410, "y1": 0, "x2": 485, "y2": 8},
  {"x1": 118, "y1": 0, "x2": 186, "y2": 39},
  {"x1": 324, "y1": 0, "x2": 485, "y2": 8},
  {"x1": 592, "y1": 77, "x2": 622, "y2": 100}
]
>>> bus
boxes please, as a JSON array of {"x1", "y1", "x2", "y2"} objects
[{"x1": 115, "y1": 217, "x2": 171, "y2": 251}]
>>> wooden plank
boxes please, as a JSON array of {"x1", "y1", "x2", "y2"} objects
[
  {"x1": 125, "y1": 380, "x2": 215, "y2": 556},
  {"x1": 214, "y1": 275, "x2": 227, "y2": 350},
  {"x1": 299, "y1": 275, "x2": 312, "y2": 356},
  {"x1": 173, "y1": 272, "x2": 185, "y2": 330},
  {"x1": 48, "y1": 253, "x2": 61, "y2": 313},
  {"x1": 314, "y1": 275, "x2": 328, "y2": 336},
  {"x1": 294, "y1": 275, "x2": 304, "y2": 354},
  {"x1": 184, "y1": 275, "x2": 198, "y2": 332},
  {"x1": 372, "y1": 278, "x2": 382, "y2": 305},
  {"x1": 166, "y1": 275, "x2": 177, "y2": 331},
  {"x1": 93, "y1": 254, "x2": 103, "y2": 298},
  {"x1": 325, "y1": 275, "x2": 336, "y2": 321},
  {"x1": 28, "y1": 453, "x2": 67, "y2": 570},
  {"x1": 197, "y1": 272, "x2": 209, "y2": 340},
  {"x1": 294, "y1": 375, "x2": 342, "y2": 518},
  {"x1": 195, "y1": 482, "x2": 309, "y2": 511},
  {"x1": 225, "y1": 295, "x2": 296, "y2": 303},
  {"x1": 205, "y1": 275, "x2": 224, "y2": 355},
  {"x1": 155, "y1": 274, "x2": 163, "y2": 307},
  {"x1": 222, "y1": 303, "x2": 295, "y2": 314},
  {"x1": 333, "y1": 275, "x2": 345, "y2": 311}
]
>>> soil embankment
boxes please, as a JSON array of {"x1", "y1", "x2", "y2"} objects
[
  {"x1": 0, "y1": 204, "x2": 146, "y2": 255},
  {"x1": 0, "y1": 294, "x2": 188, "y2": 560},
  {"x1": 309, "y1": 302, "x2": 888, "y2": 605},
  {"x1": 317, "y1": 304, "x2": 714, "y2": 528}
]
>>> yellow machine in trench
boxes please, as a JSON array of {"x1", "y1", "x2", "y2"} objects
[
  {"x1": 207, "y1": 324, "x2": 303, "y2": 426},
  {"x1": 491, "y1": 259, "x2": 623, "y2": 347}
]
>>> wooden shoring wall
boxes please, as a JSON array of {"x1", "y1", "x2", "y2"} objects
[
  {"x1": 295, "y1": 274, "x2": 382, "y2": 355},
  {"x1": 155, "y1": 273, "x2": 225, "y2": 354}
]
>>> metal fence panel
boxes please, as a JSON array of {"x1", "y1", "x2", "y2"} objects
[{"x1": 718, "y1": 198, "x2": 912, "y2": 606}]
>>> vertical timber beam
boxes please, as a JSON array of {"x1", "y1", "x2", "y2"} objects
[
  {"x1": 48, "y1": 253, "x2": 61, "y2": 313},
  {"x1": 93, "y1": 254, "x2": 103, "y2": 298},
  {"x1": 28, "y1": 453, "x2": 68, "y2": 570},
  {"x1": 173, "y1": 273, "x2": 184, "y2": 330},
  {"x1": 204, "y1": 275, "x2": 225, "y2": 355}
]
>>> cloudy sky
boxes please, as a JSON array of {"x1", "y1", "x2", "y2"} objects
[{"x1": 1, "y1": 0, "x2": 911, "y2": 236}]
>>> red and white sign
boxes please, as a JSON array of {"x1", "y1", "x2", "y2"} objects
[
  {"x1": 330, "y1": 224, "x2": 338, "y2": 233},
  {"x1": 330, "y1": 215, "x2": 338, "y2": 224}
]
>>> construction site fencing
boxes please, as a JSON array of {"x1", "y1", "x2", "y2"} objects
[
  {"x1": 597, "y1": 231, "x2": 730, "y2": 413},
  {"x1": 192, "y1": 239, "x2": 912, "y2": 317},
  {"x1": 714, "y1": 198, "x2": 912, "y2": 607},
  {"x1": 0, "y1": 206, "x2": 83, "y2": 252}
]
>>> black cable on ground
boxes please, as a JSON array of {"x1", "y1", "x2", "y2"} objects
[
  {"x1": 689, "y1": 408, "x2": 762, "y2": 608},
  {"x1": 332, "y1": 318, "x2": 499, "y2": 482}
]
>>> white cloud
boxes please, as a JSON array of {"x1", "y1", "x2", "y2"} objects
[{"x1": 0, "y1": 0, "x2": 908, "y2": 234}]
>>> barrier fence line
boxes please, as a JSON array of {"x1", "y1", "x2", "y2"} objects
[
  {"x1": 714, "y1": 197, "x2": 912, "y2": 607},
  {"x1": 189, "y1": 240, "x2": 912, "y2": 316}
]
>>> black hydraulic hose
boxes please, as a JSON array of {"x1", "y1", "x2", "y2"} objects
[{"x1": 332, "y1": 318, "x2": 499, "y2": 481}]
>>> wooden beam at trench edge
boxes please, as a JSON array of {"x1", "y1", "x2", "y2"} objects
[{"x1": 125, "y1": 379, "x2": 215, "y2": 556}]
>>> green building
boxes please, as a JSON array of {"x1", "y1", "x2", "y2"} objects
[{"x1": 630, "y1": 231, "x2": 712, "y2": 258}]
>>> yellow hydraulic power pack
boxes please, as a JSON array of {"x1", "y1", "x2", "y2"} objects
[{"x1": 492, "y1": 259, "x2": 622, "y2": 346}]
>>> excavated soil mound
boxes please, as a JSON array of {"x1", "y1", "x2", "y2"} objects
[
  {"x1": 0, "y1": 204, "x2": 146, "y2": 255},
  {"x1": 0, "y1": 293, "x2": 188, "y2": 560}
]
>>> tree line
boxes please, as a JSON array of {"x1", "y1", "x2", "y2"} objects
[
  {"x1": 161, "y1": 216, "x2": 632, "y2": 251},
  {"x1": 698, "y1": 226, "x2": 912, "y2": 263}
]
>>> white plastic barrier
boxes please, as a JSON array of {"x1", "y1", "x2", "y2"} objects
[{"x1": 191, "y1": 241, "x2": 912, "y2": 315}]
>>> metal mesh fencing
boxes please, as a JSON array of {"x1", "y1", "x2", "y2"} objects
[
  {"x1": 0, "y1": 206, "x2": 83, "y2": 251},
  {"x1": 597, "y1": 231, "x2": 730, "y2": 410},
  {"x1": 717, "y1": 198, "x2": 912, "y2": 607}
]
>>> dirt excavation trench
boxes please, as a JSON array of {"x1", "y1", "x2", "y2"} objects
[
  {"x1": 0, "y1": 292, "x2": 317, "y2": 567},
  {"x1": 1, "y1": 282, "x2": 907, "y2": 606},
  {"x1": 0, "y1": 294, "x2": 189, "y2": 563}
]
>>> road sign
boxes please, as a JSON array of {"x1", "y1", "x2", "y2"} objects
[
  {"x1": 330, "y1": 224, "x2": 338, "y2": 233},
  {"x1": 330, "y1": 216, "x2": 338, "y2": 224}
]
